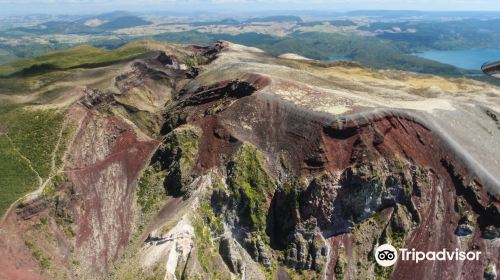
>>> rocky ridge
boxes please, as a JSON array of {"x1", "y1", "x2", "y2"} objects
[{"x1": 0, "y1": 40, "x2": 499, "y2": 280}]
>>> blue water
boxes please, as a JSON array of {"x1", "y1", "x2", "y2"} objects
[
  {"x1": 414, "y1": 48, "x2": 500, "y2": 70},
  {"x1": 322, "y1": 56, "x2": 353, "y2": 62}
]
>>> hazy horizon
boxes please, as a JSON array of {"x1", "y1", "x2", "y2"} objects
[{"x1": 1, "y1": 0, "x2": 500, "y2": 16}]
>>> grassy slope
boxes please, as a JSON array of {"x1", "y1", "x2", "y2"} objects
[
  {"x1": 0, "y1": 134, "x2": 39, "y2": 214},
  {"x1": 0, "y1": 105, "x2": 66, "y2": 215},
  {"x1": 0, "y1": 41, "x2": 151, "y2": 77},
  {"x1": 228, "y1": 143, "x2": 275, "y2": 232},
  {"x1": 0, "y1": 41, "x2": 164, "y2": 215},
  {"x1": 0, "y1": 41, "x2": 153, "y2": 95}
]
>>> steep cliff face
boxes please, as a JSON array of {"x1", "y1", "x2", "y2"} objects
[
  {"x1": 0, "y1": 41, "x2": 499, "y2": 280},
  {"x1": 137, "y1": 42, "x2": 499, "y2": 280},
  {"x1": 0, "y1": 46, "x2": 198, "y2": 279},
  {"x1": 153, "y1": 64, "x2": 499, "y2": 279}
]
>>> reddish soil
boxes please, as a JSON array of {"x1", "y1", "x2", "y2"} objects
[
  {"x1": 65, "y1": 109, "x2": 159, "y2": 277},
  {"x1": 181, "y1": 85, "x2": 498, "y2": 279}
]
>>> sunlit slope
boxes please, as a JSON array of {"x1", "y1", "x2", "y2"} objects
[
  {"x1": 0, "y1": 41, "x2": 184, "y2": 96},
  {"x1": 0, "y1": 41, "x2": 182, "y2": 215}
]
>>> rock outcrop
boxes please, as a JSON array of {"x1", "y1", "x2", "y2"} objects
[{"x1": 1, "y1": 40, "x2": 499, "y2": 280}]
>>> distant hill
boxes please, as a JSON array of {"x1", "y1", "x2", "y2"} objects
[
  {"x1": 245, "y1": 15, "x2": 303, "y2": 23},
  {"x1": 77, "y1": 11, "x2": 132, "y2": 23},
  {"x1": 153, "y1": 31, "x2": 470, "y2": 76},
  {"x1": 13, "y1": 21, "x2": 98, "y2": 35},
  {"x1": 94, "y1": 11, "x2": 132, "y2": 21},
  {"x1": 98, "y1": 16, "x2": 152, "y2": 30}
]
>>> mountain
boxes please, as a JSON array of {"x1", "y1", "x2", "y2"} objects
[
  {"x1": 10, "y1": 14, "x2": 151, "y2": 35},
  {"x1": 0, "y1": 40, "x2": 499, "y2": 280},
  {"x1": 92, "y1": 11, "x2": 133, "y2": 21}
]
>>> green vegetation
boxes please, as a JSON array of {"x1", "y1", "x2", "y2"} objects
[
  {"x1": 0, "y1": 134, "x2": 39, "y2": 215},
  {"x1": 194, "y1": 208, "x2": 216, "y2": 273},
  {"x1": 56, "y1": 217, "x2": 75, "y2": 239},
  {"x1": 362, "y1": 19, "x2": 500, "y2": 52},
  {"x1": 227, "y1": 143, "x2": 276, "y2": 232},
  {"x1": 136, "y1": 164, "x2": 168, "y2": 216},
  {"x1": 25, "y1": 240, "x2": 51, "y2": 270},
  {"x1": 98, "y1": 16, "x2": 151, "y2": 30},
  {"x1": 0, "y1": 42, "x2": 150, "y2": 77},
  {"x1": 335, "y1": 246, "x2": 347, "y2": 280},
  {"x1": 32, "y1": 217, "x2": 48, "y2": 230},
  {"x1": 223, "y1": 143, "x2": 276, "y2": 272},
  {"x1": 42, "y1": 172, "x2": 67, "y2": 198},
  {"x1": 159, "y1": 125, "x2": 201, "y2": 196},
  {"x1": 54, "y1": 124, "x2": 75, "y2": 170},
  {"x1": 0, "y1": 42, "x2": 152, "y2": 95},
  {"x1": 184, "y1": 54, "x2": 209, "y2": 68},
  {"x1": 391, "y1": 230, "x2": 406, "y2": 250},
  {"x1": 198, "y1": 202, "x2": 224, "y2": 236},
  {"x1": 0, "y1": 107, "x2": 65, "y2": 178},
  {"x1": 350, "y1": 210, "x2": 395, "y2": 279},
  {"x1": 375, "y1": 264, "x2": 394, "y2": 279},
  {"x1": 255, "y1": 32, "x2": 468, "y2": 76},
  {"x1": 0, "y1": 68, "x2": 76, "y2": 95},
  {"x1": 111, "y1": 106, "x2": 163, "y2": 138},
  {"x1": 165, "y1": 126, "x2": 201, "y2": 177},
  {"x1": 193, "y1": 203, "x2": 231, "y2": 280},
  {"x1": 40, "y1": 173, "x2": 76, "y2": 238},
  {"x1": 285, "y1": 267, "x2": 322, "y2": 280},
  {"x1": 0, "y1": 106, "x2": 66, "y2": 215}
]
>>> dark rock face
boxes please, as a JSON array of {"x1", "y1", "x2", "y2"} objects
[
  {"x1": 300, "y1": 175, "x2": 337, "y2": 231},
  {"x1": 283, "y1": 219, "x2": 327, "y2": 271},
  {"x1": 181, "y1": 79, "x2": 257, "y2": 107},
  {"x1": 79, "y1": 87, "x2": 114, "y2": 109},
  {"x1": 195, "y1": 40, "x2": 228, "y2": 61},
  {"x1": 16, "y1": 199, "x2": 48, "y2": 220},
  {"x1": 153, "y1": 125, "x2": 201, "y2": 197},
  {"x1": 482, "y1": 225, "x2": 499, "y2": 239},
  {"x1": 155, "y1": 57, "x2": 500, "y2": 279},
  {"x1": 155, "y1": 52, "x2": 175, "y2": 67},
  {"x1": 484, "y1": 260, "x2": 498, "y2": 280},
  {"x1": 455, "y1": 211, "x2": 475, "y2": 236},
  {"x1": 219, "y1": 237, "x2": 243, "y2": 274},
  {"x1": 243, "y1": 233, "x2": 273, "y2": 266}
]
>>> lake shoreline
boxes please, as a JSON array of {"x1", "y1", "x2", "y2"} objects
[{"x1": 413, "y1": 48, "x2": 500, "y2": 71}]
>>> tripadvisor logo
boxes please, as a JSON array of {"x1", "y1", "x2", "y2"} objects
[
  {"x1": 375, "y1": 244, "x2": 398, "y2": 267},
  {"x1": 374, "y1": 244, "x2": 482, "y2": 267}
]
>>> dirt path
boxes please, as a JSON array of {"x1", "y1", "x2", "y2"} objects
[
  {"x1": 0, "y1": 133, "x2": 43, "y2": 225},
  {"x1": 0, "y1": 114, "x2": 81, "y2": 225}
]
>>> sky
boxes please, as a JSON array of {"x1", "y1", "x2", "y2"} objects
[{"x1": 1, "y1": 0, "x2": 500, "y2": 15}]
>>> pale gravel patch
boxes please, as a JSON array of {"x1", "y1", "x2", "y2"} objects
[
  {"x1": 278, "y1": 53, "x2": 313, "y2": 61},
  {"x1": 140, "y1": 215, "x2": 194, "y2": 280},
  {"x1": 388, "y1": 98, "x2": 456, "y2": 113}
]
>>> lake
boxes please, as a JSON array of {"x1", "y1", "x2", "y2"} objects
[{"x1": 414, "y1": 48, "x2": 500, "y2": 70}]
